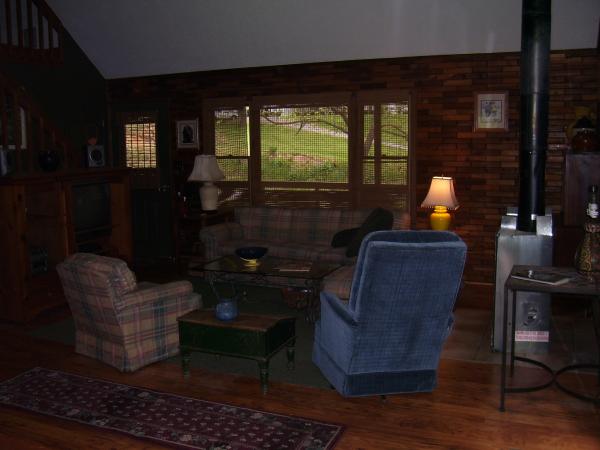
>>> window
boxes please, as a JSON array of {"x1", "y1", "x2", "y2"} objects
[
  {"x1": 259, "y1": 105, "x2": 349, "y2": 184},
  {"x1": 122, "y1": 114, "x2": 157, "y2": 169},
  {"x1": 208, "y1": 103, "x2": 251, "y2": 206},
  {"x1": 255, "y1": 94, "x2": 351, "y2": 207},
  {"x1": 358, "y1": 93, "x2": 411, "y2": 210},
  {"x1": 204, "y1": 90, "x2": 412, "y2": 213},
  {"x1": 214, "y1": 106, "x2": 249, "y2": 181}
]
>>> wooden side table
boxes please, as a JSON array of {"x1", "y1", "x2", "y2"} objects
[
  {"x1": 175, "y1": 208, "x2": 234, "y2": 272},
  {"x1": 500, "y1": 265, "x2": 600, "y2": 411},
  {"x1": 178, "y1": 310, "x2": 296, "y2": 393}
]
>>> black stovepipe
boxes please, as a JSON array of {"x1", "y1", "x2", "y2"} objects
[{"x1": 517, "y1": 0, "x2": 551, "y2": 232}]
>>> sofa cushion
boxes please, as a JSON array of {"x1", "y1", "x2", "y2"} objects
[
  {"x1": 314, "y1": 246, "x2": 355, "y2": 265},
  {"x1": 235, "y1": 207, "x2": 293, "y2": 242},
  {"x1": 322, "y1": 264, "x2": 355, "y2": 300},
  {"x1": 345, "y1": 207, "x2": 394, "y2": 257},
  {"x1": 111, "y1": 262, "x2": 138, "y2": 296},
  {"x1": 290, "y1": 208, "x2": 343, "y2": 244},
  {"x1": 331, "y1": 227, "x2": 358, "y2": 248},
  {"x1": 198, "y1": 207, "x2": 411, "y2": 265}
]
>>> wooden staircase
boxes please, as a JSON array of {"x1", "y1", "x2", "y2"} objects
[{"x1": 0, "y1": 0, "x2": 64, "y2": 64}]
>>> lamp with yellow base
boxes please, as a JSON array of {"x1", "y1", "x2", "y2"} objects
[{"x1": 421, "y1": 176, "x2": 459, "y2": 230}]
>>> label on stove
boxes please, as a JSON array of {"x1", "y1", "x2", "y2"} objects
[{"x1": 515, "y1": 330, "x2": 550, "y2": 342}]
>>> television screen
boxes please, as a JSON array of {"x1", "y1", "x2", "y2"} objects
[{"x1": 72, "y1": 182, "x2": 111, "y2": 238}]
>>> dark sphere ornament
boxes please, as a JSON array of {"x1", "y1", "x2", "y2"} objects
[
  {"x1": 215, "y1": 298, "x2": 239, "y2": 321},
  {"x1": 38, "y1": 149, "x2": 60, "y2": 172},
  {"x1": 235, "y1": 246, "x2": 268, "y2": 265}
]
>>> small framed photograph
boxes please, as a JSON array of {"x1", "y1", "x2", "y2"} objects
[
  {"x1": 176, "y1": 119, "x2": 199, "y2": 149},
  {"x1": 474, "y1": 92, "x2": 509, "y2": 131}
]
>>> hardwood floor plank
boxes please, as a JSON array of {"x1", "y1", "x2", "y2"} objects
[{"x1": 1, "y1": 324, "x2": 599, "y2": 449}]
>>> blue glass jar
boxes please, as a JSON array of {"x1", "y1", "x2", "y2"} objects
[{"x1": 215, "y1": 298, "x2": 238, "y2": 321}]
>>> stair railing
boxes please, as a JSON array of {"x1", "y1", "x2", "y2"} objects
[
  {"x1": 0, "y1": 71, "x2": 72, "y2": 175},
  {"x1": 0, "y1": 0, "x2": 64, "y2": 64}
]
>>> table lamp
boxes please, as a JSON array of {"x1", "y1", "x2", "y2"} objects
[
  {"x1": 421, "y1": 176, "x2": 459, "y2": 230},
  {"x1": 187, "y1": 155, "x2": 225, "y2": 211}
]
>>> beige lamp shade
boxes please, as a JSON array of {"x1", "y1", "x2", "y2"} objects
[
  {"x1": 187, "y1": 155, "x2": 225, "y2": 182},
  {"x1": 187, "y1": 155, "x2": 225, "y2": 211},
  {"x1": 421, "y1": 176, "x2": 459, "y2": 210}
]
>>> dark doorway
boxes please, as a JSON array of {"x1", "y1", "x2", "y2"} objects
[{"x1": 112, "y1": 103, "x2": 173, "y2": 265}]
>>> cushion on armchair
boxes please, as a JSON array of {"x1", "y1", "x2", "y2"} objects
[
  {"x1": 331, "y1": 227, "x2": 358, "y2": 248},
  {"x1": 345, "y1": 207, "x2": 394, "y2": 257}
]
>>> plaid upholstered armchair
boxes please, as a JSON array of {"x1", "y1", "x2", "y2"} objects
[
  {"x1": 312, "y1": 230, "x2": 467, "y2": 397},
  {"x1": 57, "y1": 253, "x2": 201, "y2": 372}
]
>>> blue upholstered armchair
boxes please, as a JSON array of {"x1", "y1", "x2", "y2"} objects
[{"x1": 312, "y1": 230, "x2": 467, "y2": 397}]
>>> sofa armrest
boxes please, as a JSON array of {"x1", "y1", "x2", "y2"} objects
[
  {"x1": 322, "y1": 265, "x2": 355, "y2": 301},
  {"x1": 118, "y1": 287, "x2": 201, "y2": 340},
  {"x1": 119, "y1": 280, "x2": 195, "y2": 310},
  {"x1": 199, "y1": 222, "x2": 244, "y2": 260}
]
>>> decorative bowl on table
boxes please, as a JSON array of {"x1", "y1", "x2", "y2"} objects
[{"x1": 235, "y1": 246, "x2": 268, "y2": 266}]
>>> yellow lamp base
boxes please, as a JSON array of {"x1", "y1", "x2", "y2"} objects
[
  {"x1": 430, "y1": 206, "x2": 451, "y2": 230},
  {"x1": 241, "y1": 258, "x2": 259, "y2": 266}
]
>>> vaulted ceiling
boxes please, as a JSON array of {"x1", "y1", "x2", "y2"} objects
[{"x1": 47, "y1": 0, "x2": 599, "y2": 80}]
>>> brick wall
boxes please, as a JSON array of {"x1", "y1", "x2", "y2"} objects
[{"x1": 107, "y1": 49, "x2": 599, "y2": 285}]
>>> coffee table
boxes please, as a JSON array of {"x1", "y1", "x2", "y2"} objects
[
  {"x1": 193, "y1": 255, "x2": 340, "y2": 322},
  {"x1": 178, "y1": 310, "x2": 296, "y2": 393}
]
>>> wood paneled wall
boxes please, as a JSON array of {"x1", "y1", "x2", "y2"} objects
[{"x1": 107, "y1": 49, "x2": 600, "y2": 285}]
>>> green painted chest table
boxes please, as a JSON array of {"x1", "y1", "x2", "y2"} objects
[{"x1": 178, "y1": 310, "x2": 296, "y2": 393}]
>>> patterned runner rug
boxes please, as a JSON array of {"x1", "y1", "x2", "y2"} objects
[{"x1": 0, "y1": 367, "x2": 343, "y2": 449}]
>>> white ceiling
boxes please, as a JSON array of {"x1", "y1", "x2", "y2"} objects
[{"x1": 47, "y1": 0, "x2": 600, "y2": 80}]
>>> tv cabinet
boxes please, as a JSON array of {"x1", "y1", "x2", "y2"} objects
[{"x1": 0, "y1": 169, "x2": 132, "y2": 322}]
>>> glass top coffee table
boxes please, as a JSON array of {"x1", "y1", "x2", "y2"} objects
[{"x1": 194, "y1": 255, "x2": 340, "y2": 322}]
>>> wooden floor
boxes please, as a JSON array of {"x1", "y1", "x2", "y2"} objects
[{"x1": 0, "y1": 318, "x2": 599, "y2": 449}]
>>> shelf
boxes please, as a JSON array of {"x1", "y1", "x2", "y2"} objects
[
  {"x1": 0, "y1": 169, "x2": 133, "y2": 322},
  {"x1": 75, "y1": 228, "x2": 114, "y2": 242},
  {"x1": 26, "y1": 212, "x2": 60, "y2": 219},
  {"x1": 26, "y1": 270, "x2": 58, "y2": 285},
  {"x1": 563, "y1": 152, "x2": 600, "y2": 227}
]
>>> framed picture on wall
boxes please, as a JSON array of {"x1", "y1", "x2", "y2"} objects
[
  {"x1": 176, "y1": 119, "x2": 199, "y2": 149},
  {"x1": 474, "y1": 92, "x2": 509, "y2": 131}
]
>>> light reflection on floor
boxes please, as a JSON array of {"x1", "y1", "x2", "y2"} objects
[{"x1": 444, "y1": 305, "x2": 598, "y2": 370}]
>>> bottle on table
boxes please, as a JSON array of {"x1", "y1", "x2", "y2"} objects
[{"x1": 575, "y1": 185, "x2": 600, "y2": 274}]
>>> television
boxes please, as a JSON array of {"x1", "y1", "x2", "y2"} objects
[{"x1": 72, "y1": 182, "x2": 111, "y2": 242}]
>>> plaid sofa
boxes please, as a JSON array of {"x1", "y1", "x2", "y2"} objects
[
  {"x1": 198, "y1": 206, "x2": 410, "y2": 299},
  {"x1": 57, "y1": 253, "x2": 201, "y2": 372}
]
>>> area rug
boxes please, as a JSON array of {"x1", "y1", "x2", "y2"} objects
[{"x1": 0, "y1": 367, "x2": 344, "y2": 450}]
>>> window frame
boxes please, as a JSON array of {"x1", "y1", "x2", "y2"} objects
[
  {"x1": 251, "y1": 92, "x2": 353, "y2": 207},
  {"x1": 203, "y1": 90, "x2": 414, "y2": 219},
  {"x1": 203, "y1": 97, "x2": 253, "y2": 206},
  {"x1": 356, "y1": 90, "x2": 415, "y2": 220},
  {"x1": 116, "y1": 110, "x2": 160, "y2": 190}
]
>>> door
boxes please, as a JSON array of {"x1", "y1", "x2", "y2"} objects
[{"x1": 113, "y1": 104, "x2": 173, "y2": 264}]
